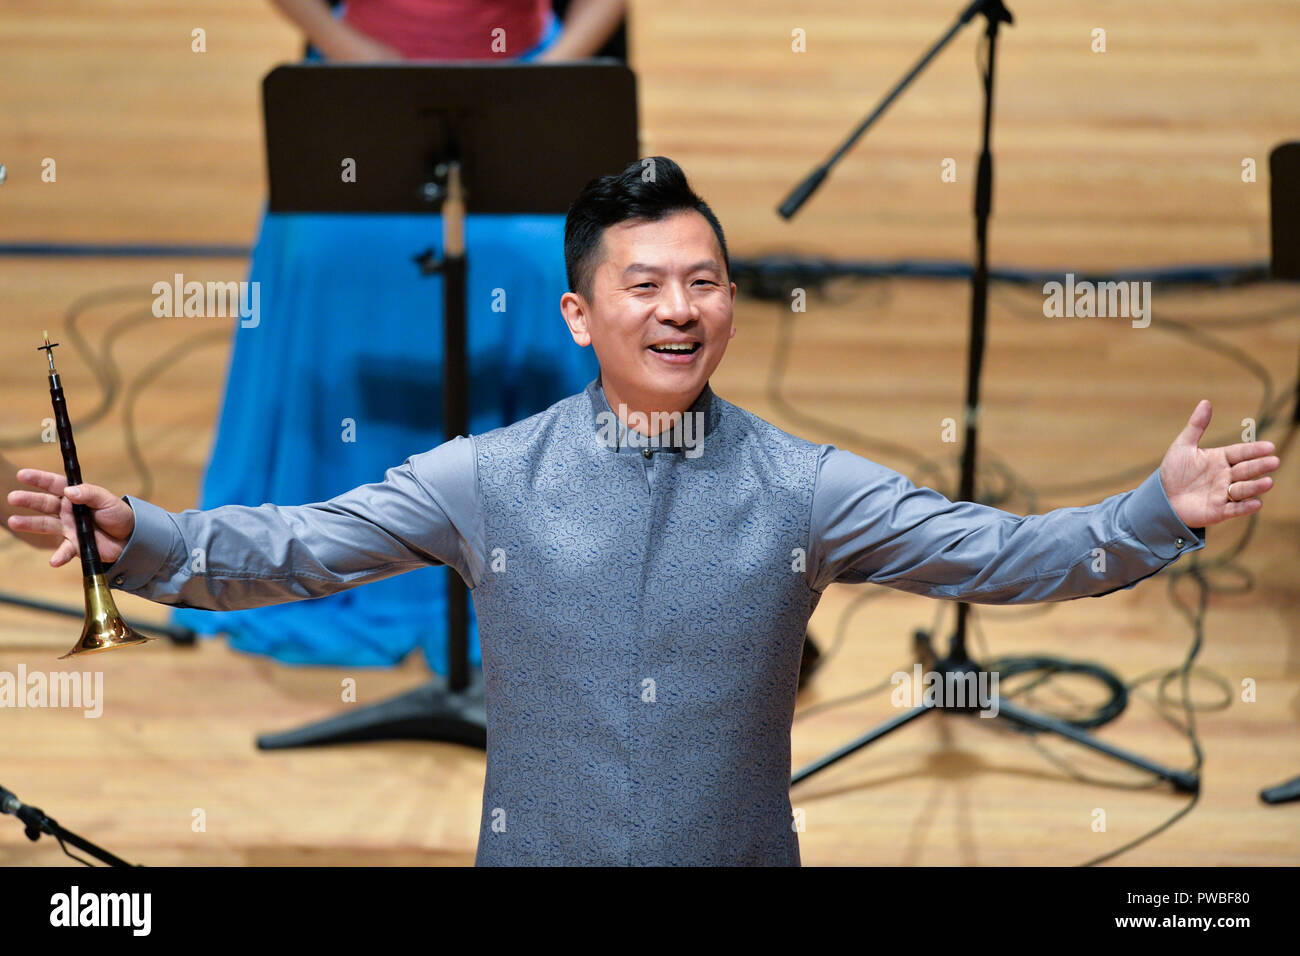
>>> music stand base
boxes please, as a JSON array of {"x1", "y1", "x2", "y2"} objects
[{"x1": 257, "y1": 673, "x2": 486, "y2": 751}]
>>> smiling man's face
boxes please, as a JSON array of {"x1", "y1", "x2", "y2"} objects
[{"x1": 560, "y1": 209, "x2": 737, "y2": 429}]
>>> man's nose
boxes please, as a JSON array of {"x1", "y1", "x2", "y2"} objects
[{"x1": 656, "y1": 282, "x2": 696, "y2": 323}]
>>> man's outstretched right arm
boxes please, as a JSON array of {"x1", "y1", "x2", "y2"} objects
[{"x1": 7, "y1": 436, "x2": 484, "y2": 612}]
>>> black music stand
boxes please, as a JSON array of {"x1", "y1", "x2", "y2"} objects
[{"x1": 251, "y1": 62, "x2": 637, "y2": 750}]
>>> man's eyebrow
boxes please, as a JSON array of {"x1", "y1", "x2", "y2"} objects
[
  {"x1": 620, "y1": 260, "x2": 723, "y2": 278},
  {"x1": 621, "y1": 262, "x2": 661, "y2": 277}
]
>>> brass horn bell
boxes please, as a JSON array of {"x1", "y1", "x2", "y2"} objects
[{"x1": 60, "y1": 573, "x2": 151, "y2": 659}]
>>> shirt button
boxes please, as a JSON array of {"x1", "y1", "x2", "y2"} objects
[
  {"x1": 642, "y1": 448, "x2": 652, "y2": 459},
  {"x1": 113, "y1": 574, "x2": 125, "y2": 585},
  {"x1": 1174, "y1": 538, "x2": 1185, "y2": 549}
]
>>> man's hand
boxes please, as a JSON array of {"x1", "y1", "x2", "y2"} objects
[
  {"x1": 1159, "y1": 400, "x2": 1281, "y2": 529},
  {"x1": 5, "y1": 469, "x2": 135, "y2": 567}
]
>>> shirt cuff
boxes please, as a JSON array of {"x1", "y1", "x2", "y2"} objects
[
  {"x1": 1122, "y1": 468, "x2": 1206, "y2": 560},
  {"x1": 106, "y1": 495, "x2": 184, "y2": 590}
]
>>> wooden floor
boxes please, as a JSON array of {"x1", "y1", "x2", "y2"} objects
[{"x1": 0, "y1": 2, "x2": 1297, "y2": 866}]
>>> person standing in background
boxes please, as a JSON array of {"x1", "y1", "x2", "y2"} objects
[{"x1": 268, "y1": 0, "x2": 627, "y2": 63}]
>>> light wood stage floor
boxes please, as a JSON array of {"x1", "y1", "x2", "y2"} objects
[{"x1": 0, "y1": 1, "x2": 1296, "y2": 866}]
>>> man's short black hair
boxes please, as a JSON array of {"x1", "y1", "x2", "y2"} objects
[{"x1": 564, "y1": 156, "x2": 730, "y2": 298}]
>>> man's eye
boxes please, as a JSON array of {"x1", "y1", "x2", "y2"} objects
[
  {"x1": 693, "y1": 279, "x2": 717, "y2": 287},
  {"x1": 633, "y1": 282, "x2": 655, "y2": 289}
]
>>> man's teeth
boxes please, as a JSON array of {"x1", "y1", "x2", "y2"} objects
[{"x1": 650, "y1": 343, "x2": 698, "y2": 352}]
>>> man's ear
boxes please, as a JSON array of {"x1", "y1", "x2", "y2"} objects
[{"x1": 561, "y1": 291, "x2": 592, "y2": 347}]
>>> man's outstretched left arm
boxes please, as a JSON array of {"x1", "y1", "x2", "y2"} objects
[{"x1": 808, "y1": 400, "x2": 1280, "y2": 602}]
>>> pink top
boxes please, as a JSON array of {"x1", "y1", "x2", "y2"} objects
[{"x1": 343, "y1": 0, "x2": 550, "y2": 60}]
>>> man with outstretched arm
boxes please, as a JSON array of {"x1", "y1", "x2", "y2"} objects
[{"x1": 8, "y1": 158, "x2": 1281, "y2": 865}]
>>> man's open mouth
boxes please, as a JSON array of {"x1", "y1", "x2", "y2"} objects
[{"x1": 648, "y1": 343, "x2": 701, "y2": 354}]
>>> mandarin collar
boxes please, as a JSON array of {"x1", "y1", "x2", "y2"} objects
[{"x1": 585, "y1": 374, "x2": 721, "y2": 454}]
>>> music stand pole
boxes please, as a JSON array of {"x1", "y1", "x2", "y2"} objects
[
  {"x1": 414, "y1": 158, "x2": 470, "y2": 693},
  {"x1": 250, "y1": 62, "x2": 638, "y2": 750},
  {"x1": 259, "y1": 153, "x2": 486, "y2": 750}
]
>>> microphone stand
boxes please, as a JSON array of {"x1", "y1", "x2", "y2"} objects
[
  {"x1": 1, "y1": 785, "x2": 136, "y2": 867},
  {"x1": 779, "y1": 0, "x2": 1198, "y2": 794}
]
